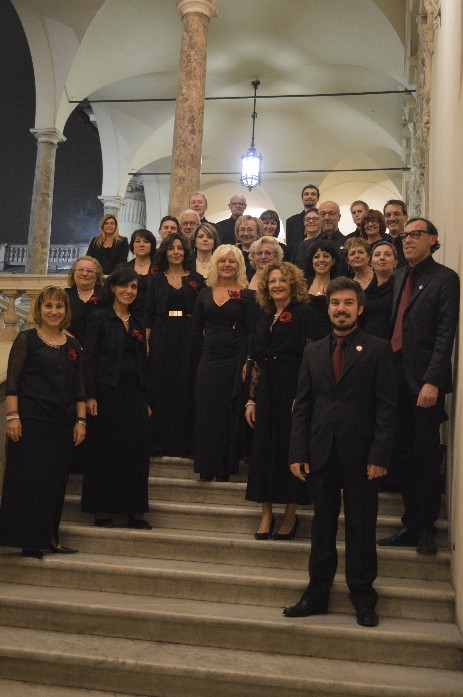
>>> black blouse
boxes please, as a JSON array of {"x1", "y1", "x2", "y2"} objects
[{"x1": 86, "y1": 237, "x2": 129, "y2": 274}]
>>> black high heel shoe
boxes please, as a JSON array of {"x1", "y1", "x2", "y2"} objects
[
  {"x1": 49, "y1": 544, "x2": 79, "y2": 554},
  {"x1": 22, "y1": 549, "x2": 44, "y2": 559},
  {"x1": 95, "y1": 517, "x2": 115, "y2": 528},
  {"x1": 128, "y1": 514, "x2": 152, "y2": 530},
  {"x1": 254, "y1": 515, "x2": 275, "y2": 540},
  {"x1": 273, "y1": 515, "x2": 299, "y2": 540}
]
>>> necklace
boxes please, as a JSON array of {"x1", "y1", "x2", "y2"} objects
[
  {"x1": 355, "y1": 272, "x2": 374, "y2": 288},
  {"x1": 37, "y1": 330, "x2": 64, "y2": 348},
  {"x1": 135, "y1": 260, "x2": 150, "y2": 268},
  {"x1": 115, "y1": 311, "x2": 130, "y2": 322},
  {"x1": 77, "y1": 288, "x2": 95, "y2": 302},
  {"x1": 166, "y1": 272, "x2": 184, "y2": 279}
]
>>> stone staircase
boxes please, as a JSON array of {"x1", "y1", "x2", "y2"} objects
[{"x1": 0, "y1": 456, "x2": 461, "y2": 696}]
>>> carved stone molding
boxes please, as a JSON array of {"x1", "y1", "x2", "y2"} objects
[
  {"x1": 407, "y1": 0, "x2": 440, "y2": 216},
  {"x1": 177, "y1": 0, "x2": 218, "y2": 19}
]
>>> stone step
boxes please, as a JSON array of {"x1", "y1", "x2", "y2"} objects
[
  {"x1": 67, "y1": 474, "x2": 446, "y2": 519},
  {"x1": 0, "y1": 625, "x2": 462, "y2": 697},
  {"x1": 62, "y1": 494, "x2": 449, "y2": 548},
  {"x1": 0, "y1": 582, "x2": 460, "y2": 670},
  {"x1": 0, "y1": 681, "x2": 139, "y2": 697},
  {"x1": 0, "y1": 550, "x2": 454, "y2": 623},
  {"x1": 56, "y1": 523, "x2": 451, "y2": 581}
]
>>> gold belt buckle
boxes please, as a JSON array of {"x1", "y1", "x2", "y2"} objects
[{"x1": 168, "y1": 310, "x2": 183, "y2": 317}]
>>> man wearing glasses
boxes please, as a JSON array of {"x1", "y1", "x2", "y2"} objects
[
  {"x1": 378, "y1": 218, "x2": 459, "y2": 555},
  {"x1": 319, "y1": 201, "x2": 346, "y2": 255},
  {"x1": 291, "y1": 208, "x2": 321, "y2": 269},
  {"x1": 285, "y1": 184, "x2": 320, "y2": 260},
  {"x1": 215, "y1": 195, "x2": 247, "y2": 244}
]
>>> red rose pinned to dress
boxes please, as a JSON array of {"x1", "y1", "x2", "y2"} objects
[
  {"x1": 68, "y1": 347, "x2": 78, "y2": 361},
  {"x1": 279, "y1": 311, "x2": 292, "y2": 324},
  {"x1": 228, "y1": 290, "x2": 242, "y2": 301},
  {"x1": 132, "y1": 329, "x2": 144, "y2": 342},
  {"x1": 188, "y1": 280, "x2": 200, "y2": 292},
  {"x1": 88, "y1": 295, "x2": 99, "y2": 304},
  {"x1": 150, "y1": 267, "x2": 159, "y2": 275}
]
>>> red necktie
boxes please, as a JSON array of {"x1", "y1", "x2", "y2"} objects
[
  {"x1": 391, "y1": 268, "x2": 415, "y2": 352},
  {"x1": 332, "y1": 337, "x2": 345, "y2": 382}
]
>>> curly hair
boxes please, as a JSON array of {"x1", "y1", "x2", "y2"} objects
[
  {"x1": 206, "y1": 245, "x2": 248, "y2": 288},
  {"x1": 257, "y1": 262, "x2": 308, "y2": 313},
  {"x1": 344, "y1": 237, "x2": 371, "y2": 258},
  {"x1": 67, "y1": 256, "x2": 104, "y2": 288},
  {"x1": 153, "y1": 233, "x2": 191, "y2": 272}
]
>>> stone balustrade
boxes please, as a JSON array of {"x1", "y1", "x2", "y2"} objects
[{"x1": 0, "y1": 243, "x2": 88, "y2": 271}]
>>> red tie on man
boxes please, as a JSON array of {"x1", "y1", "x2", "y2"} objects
[
  {"x1": 332, "y1": 337, "x2": 345, "y2": 382},
  {"x1": 391, "y1": 268, "x2": 415, "y2": 352}
]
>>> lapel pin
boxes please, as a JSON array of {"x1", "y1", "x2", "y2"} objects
[
  {"x1": 356, "y1": 345, "x2": 363, "y2": 351},
  {"x1": 418, "y1": 285, "x2": 423, "y2": 290}
]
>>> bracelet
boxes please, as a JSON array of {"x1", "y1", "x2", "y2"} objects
[
  {"x1": 76, "y1": 418, "x2": 87, "y2": 426},
  {"x1": 6, "y1": 414, "x2": 19, "y2": 421},
  {"x1": 245, "y1": 402, "x2": 255, "y2": 407},
  {"x1": 7, "y1": 411, "x2": 18, "y2": 416}
]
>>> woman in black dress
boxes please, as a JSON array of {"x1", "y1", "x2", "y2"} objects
[
  {"x1": 245, "y1": 263, "x2": 314, "y2": 539},
  {"x1": 0, "y1": 286, "x2": 86, "y2": 558},
  {"x1": 193, "y1": 244, "x2": 255, "y2": 481},
  {"x1": 82, "y1": 267, "x2": 151, "y2": 529},
  {"x1": 191, "y1": 222, "x2": 220, "y2": 279},
  {"x1": 66, "y1": 256, "x2": 104, "y2": 347},
  {"x1": 86, "y1": 214, "x2": 129, "y2": 274},
  {"x1": 306, "y1": 240, "x2": 338, "y2": 340},
  {"x1": 118, "y1": 228, "x2": 157, "y2": 317},
  {"x1": 144, "y1": 233, "x2": 204, "y2": 456},
  {"x1": 360, "y1": 240, "x2": 397, "y2": 339}
]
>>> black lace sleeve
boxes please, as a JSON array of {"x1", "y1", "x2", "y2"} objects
[
  {"x1": 248, "y1": 361, "x2": 261, "y2": 400},
  {"x1": 5, "y1": 330, "x2": 29, "y2": 396}
]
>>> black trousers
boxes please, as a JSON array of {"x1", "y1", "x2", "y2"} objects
[
  {"x1": 305, "y1": 445, "x2": 379, "y2": 611},
  {"x1": 393, "y1": 354, "x2": 446, "y2": 533}
]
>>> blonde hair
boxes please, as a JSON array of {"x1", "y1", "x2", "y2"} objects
[
  {"x1": 33, "y1": 286, "x2": 71, "y2": 330},
  {"x1": 67, "y1": 256, "x2": 104, "y2": 287},
  {"x1": 206, "y1": 245, "x2": 249, "y2": 288},
  {"x1": 256, "y1": 262, "x2": 308, "y2": 313},
  {"x1": 93, "y1": 214, "x2": 123, "y2": 247},
  {"x1": 249, "y1": 236, "x2": 283, "y2": 269},
  {"x1": 234, "y1": 215, "x2": 263, "y2": 243},
  {"x1": 344, "y1": 236, "x2": 371, "y2": 259}
]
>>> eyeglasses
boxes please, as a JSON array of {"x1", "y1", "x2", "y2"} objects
[
  {"x1": 319, "y1": 211, "x2": 338, "y2": 217},
  {"x1": 254, "y1": 250, "x2": 275, "y2": 257},
  {"x1": 305, "y1": 217, "x2": 320, "y2": 223},
  {"x1": 364, "y1": 218, "x2": 380, "y2": 225},
  {"x1": 399, "y1": 230, "x2": 430, "y2": 240},
  {"x1": 76, "y1": 268, "x2": 96, "y2": 274}
]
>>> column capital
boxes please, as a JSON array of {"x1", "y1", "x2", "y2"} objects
[
  {"x1": 30, "y1": 128, "x2": 66, "y2": 146},
  {"x1": 176, "y1": 0, "x2": 218, "y2": 19},
  {"x1": 98, "y1": 195, "x2": 124, "y2": 216}
]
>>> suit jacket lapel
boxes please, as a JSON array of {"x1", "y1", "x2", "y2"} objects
[
  {"x1": 338, "y1": 333, "x2": 366, "y2": 382},
  {"x1": 405, "y1": 271, "x2": 432, "y2": 311},
  {"x1": 318, "y1": 335, "x2": 336, "y2": 389}
]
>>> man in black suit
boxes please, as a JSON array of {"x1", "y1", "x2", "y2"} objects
[
  {"x1": 378, "y1": 217, "x2": 459, "y2": 555},
  {"x1": 284, "y1": 277, "x2": 396, "y2": 627},
  {"x1": 285, "y1": 184, "x2": 319, "y2": 259},
  {"x1": 215, "y1": 194, "x2": 247, "y2": 244}
]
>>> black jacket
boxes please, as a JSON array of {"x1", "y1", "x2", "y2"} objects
[{"x1": 86, "y1": 237, "x2": 129, "y2": 274}]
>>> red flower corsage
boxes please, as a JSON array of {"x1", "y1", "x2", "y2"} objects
[
  {"x1": 150, "y1": 267, "x2": 159, "y2": 275},
  {"x1": 228, "y1": 290, "x2": 242, "y2": 301},
  {"x1": 68, "y1": 348, "x2": 78, "y2": 361},
  {"x1": 188, "y1": 280, "x2": 200, "y2": 292},
  {"x1": 88, "y1": 295, "x2": 99, "y2": 304},
  {"x1": 279, "y1": 311, "x2": 292, "y2": 324},
  {"x1": 132, "y1": 329, "x2": 144, "y2": 342}
]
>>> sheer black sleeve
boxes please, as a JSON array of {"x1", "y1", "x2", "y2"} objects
[
  {"x1": 70, "y1": 338, "x2": 86, "y2": 403},
  {"x1": 5, "y1": 330, "x2": 29, "y2": 396}
]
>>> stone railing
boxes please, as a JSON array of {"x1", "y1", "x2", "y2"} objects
[
  {"x1": 0, "y1": 275, "x2": 68, "y2": 343},
  {"x1": 0, "y1": 243, "x2": 88, "y2": 271}
]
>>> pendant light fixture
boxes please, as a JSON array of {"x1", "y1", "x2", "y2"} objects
[{"x1": 240, "y1": 79, "x2": 262, "y2": 191}]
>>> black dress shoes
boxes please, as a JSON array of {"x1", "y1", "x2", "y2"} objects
[
  {"x1": 283, "y1": 597, "x2": 328, "y2": 618},
  {"x1": 22, "y1": 549, "x2": 44, "y2": 559},
  {"x1": 377, "y1": 526, "x2": 418, "y2": 547},
  {"x1": 356, "y1": 607, "x2": 379, "y2": 627},
  {"x1": 416, "y1": 529, "x2": 437, "y2": 555},
  {"x1": 95, "y1": 517, "x2": 115, "y2": 528},
  {"x1": 49, "y1": 545, "x2": 79, "y2": 554},
  {"x1": 128, "y1": 515, "x2": 152, "y2": 530}
]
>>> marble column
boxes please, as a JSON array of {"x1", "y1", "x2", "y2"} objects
[
  {"x1": 169, "y1": 0, "x2": 218, "y2": 218},
  {"x1": 26, "y1": 128, "x2": 66, "y2": 274},
  {"x1": 97, "y1": 195, "x2": 124, "y2": 217}
]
